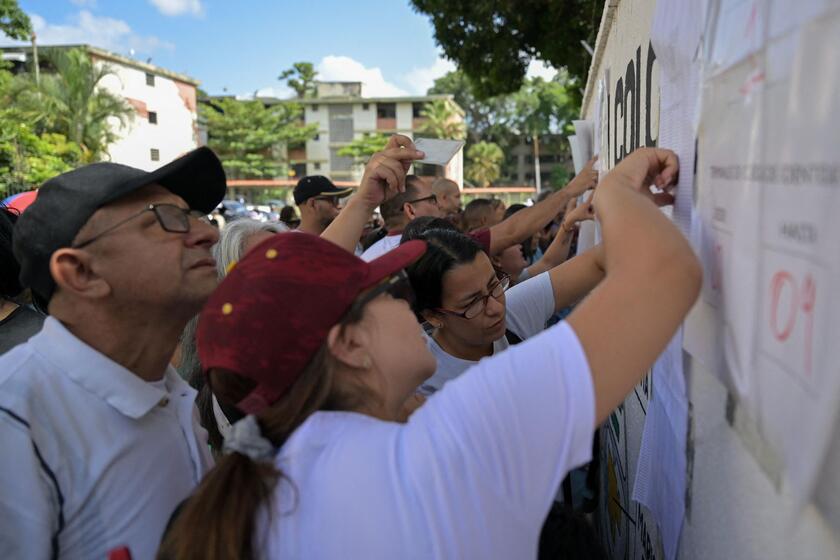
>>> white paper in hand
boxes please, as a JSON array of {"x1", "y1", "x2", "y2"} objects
[{"x1": 413, "y1": 138, "x2": 464, "y2": 166}]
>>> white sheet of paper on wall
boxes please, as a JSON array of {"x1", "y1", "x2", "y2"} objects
[
  {"x1": 412, "y1": 138, "x2": 465, "y2": 166},
  {"x1": 693, "y1": 2, "x2": 840, "y2": 507}
]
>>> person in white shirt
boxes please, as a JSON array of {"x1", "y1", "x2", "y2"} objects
[
  {"x1": 361, "y1": 175, "x2": 442, "y2": 261},
  {"x1": 0, "y1": 148, "x2": 224, "y2": 560},
  {"x1": 159, "y1": 146, "x2": 701, "y2": 560},
  {"x1": 407, "y1": 205, "x2": 601, "y2": 394}
]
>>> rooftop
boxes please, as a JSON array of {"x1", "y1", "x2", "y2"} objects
[{"x1": 0, "y1": 43, "x2": 200, "y2": 86}]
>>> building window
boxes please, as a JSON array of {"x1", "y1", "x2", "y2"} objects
[
  {"x1": 146, "y1": 73, "x2": 155, "y2": 87},
  {"x1": 314, "y1": 133, "x2": 320, "y2": 141},
  {"x1": 314, "y1": 162, "x2": 321, "y2": 170},
  {"x1": 377, "y1": 103, "x2": 396, "y2": 119},
  {"x1": 362, "y1": 103, "x2": 370, "y2": 110},
  {"x1": 150, "y1": 148, "x2": 160, "y2": 161},
  {"x1": 311, "y1": 104, "x2": 319, "y2": 111},
  {"x1": 148, "y1": 111, "x2": 158, "y2": 125},
  {"x1": 412, "y1": 102, "x2": 426, "y2": 118}
]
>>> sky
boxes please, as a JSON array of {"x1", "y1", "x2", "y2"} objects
[{"x1": 2, "y1": 0, "x2": 558, "y2": 98}]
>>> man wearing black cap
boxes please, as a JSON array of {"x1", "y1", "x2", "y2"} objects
[
  {"x1": 293, "y1": 175, "x2": 353, "y2": 236},
  {"x1": 0, "y1": 148, "x2": 225, "y2": 559}
]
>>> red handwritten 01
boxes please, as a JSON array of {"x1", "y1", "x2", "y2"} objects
[{"x1": 769, "y1": 271, "x2": 815, "y2": 376}]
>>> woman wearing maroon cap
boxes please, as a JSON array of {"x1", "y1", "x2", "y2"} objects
[{"x1": 159, "y1": 147, "x2": 701, "y2": 560}]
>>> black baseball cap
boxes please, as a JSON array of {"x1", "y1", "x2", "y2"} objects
[
  {"x1": 13, "y1": 146, "x2": 227, "y2": 303},
  {"x1": 293, "y1": 175, "x2": 353, "y2": 205}
]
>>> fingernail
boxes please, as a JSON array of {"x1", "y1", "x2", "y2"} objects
[{"x1": 416, "y1": 151, "x2": 425, "y2": 157}]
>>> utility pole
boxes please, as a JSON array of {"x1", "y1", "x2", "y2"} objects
[
  {"x1": 533, "y1": 133, "x2": 542, "y2": 194},
  {"x1": 31, "y1": 32, "x2": 40, "y2": 87}
]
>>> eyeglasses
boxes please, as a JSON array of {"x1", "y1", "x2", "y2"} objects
[
  {"x1": 313, "y1": 196, "x2": 342, "y2": 207},
  {"x1": 406, "y1": 194, "x2": 438, "y2": 206},
  {"x1": 353, "y1": 270, "x2": 415, "y2": 310},
  {"x1": 72, "y1": 203, "x2": 210, "y2": 249},
  {"x1": 434, "y1": 274, "x2": 510, "y2": 320}
]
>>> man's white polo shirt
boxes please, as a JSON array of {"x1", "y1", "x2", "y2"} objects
[
  {"x1": 0, "y1": 317, "x2": 213, "y2": 560},
  {"x1": 360, "y1": 232, "x2": 402, "y2": 262}
]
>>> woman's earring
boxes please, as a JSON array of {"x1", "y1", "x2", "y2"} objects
[{"x1": 362, "y1": 356, "x2": 372, "y2": 369}]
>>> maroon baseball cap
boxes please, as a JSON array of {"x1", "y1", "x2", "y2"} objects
[{"x1": 197, "y1": 233, "x2": 427, "y2": 414}]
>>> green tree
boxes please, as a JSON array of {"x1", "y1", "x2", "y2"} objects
[
  {"x1": 337, "y1": 132, "x2": 389, "y2": 164},
  {"x1": 14, "y1": 48, "x2": 135, "y2": 163},
  {"x1": 205, "y1": 98, "x2": 317, "y2": 179},
  {"x1": 410, "y1": 0, "x2": 603, "y2": 100},
  {"x1": 510, "y1": 72, "x2": 578, "y2": 191},
  {"x1": 279, "y1": 62, "x2": 318, "y2": 98},
  {"x1": 465, "y1": 141, "x2": 503, "y2": 187},
  {"x1": 0, "y1": 60, "x2": 81, "y2": 194},
  {"x1": 417, "y1": 99, "x2": 466, "y2": 140},
  {"x1": 0, "y1": 0, "x2": 32, "y2": 40},
  {"x1": 428, "y1": 70, "x2": 514, "y2": 146}
]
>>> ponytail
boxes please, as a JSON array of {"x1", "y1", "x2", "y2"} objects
[
  {"x1": 158, "y1": 334, "x2": 365, "y2": 559},
  {"x1": 158, "y1": 452, "x2": 280, "y2": 560}
]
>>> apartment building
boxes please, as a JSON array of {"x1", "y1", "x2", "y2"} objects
[
  {"x1": 1, "y1": 44, "x2": 200, "y2": 171},
  {"x1": 263, "y1": 81, "x2": 465, "y2": 185}
]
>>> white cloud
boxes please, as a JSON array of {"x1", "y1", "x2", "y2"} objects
[
  {"x1": 0, "y1": 11, "x2": 173, "y2": 56},
  {"x1": 526, "y1": 59, "x2": 558, "y2": 81},
  {"x1": 316, "y1": 55, "x2": 408, "y2": 97},
  {"x1": 402, "y1": 56, "x2": 456, "y2": 95},
  {"x1": 148, "y1": 0, "x2": 203, "y2": 17},
  {"x1": 70, "y1": 0, "x2": 97, "y2": 7}
]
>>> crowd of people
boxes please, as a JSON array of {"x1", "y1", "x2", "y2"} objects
[{"x1": 0, "y1": 135, "x2": 702, "y2": 559}]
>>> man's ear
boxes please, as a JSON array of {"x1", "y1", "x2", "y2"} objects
[
  {"x1": 403, "y1": 202, "x2": 417, "y2": 221},
  {"x1": 326, "y1": 321, "x2": 371, "y2": 370},
  {"x1": 49, "y1": 248, "x2": 111, "y2": 299}
]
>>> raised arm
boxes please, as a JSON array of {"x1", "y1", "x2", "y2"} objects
[
  {"x1": 321, "y1": 135, "x2": 424, "y2": 252},
  {"x1": 566, "y1": 148, "x2": 702, "y2": 424},
  {"x1": 524, "y1": 197, "x2": 595, "y2": 278},
  {"x1": 487, "y1": 156, "x2": 597, "y2": 255}
]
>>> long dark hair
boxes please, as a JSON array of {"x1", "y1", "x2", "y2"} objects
[
  {"x1": 158, "y1": 302, "x2": 370, "y2": 560},
  {"x1": 405, "y1": 229, "x2": 483, "y2": 314},
  {"x1": 0, "y1": 205, "x2": 23, "y2": 299}
]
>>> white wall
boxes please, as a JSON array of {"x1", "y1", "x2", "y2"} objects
[
  {"x1": 395, "y1": 102, "x2": 413, "y2": 133},
  {"x1": 96, "y1": 58, "x2": 197, "y2": 170},
  {"x1": 582, "y1": 1, "x2": 840, "y2": 558},
  {"x1": 353, "y1": 102, "x2": 376, "y2": 133},
  {"x1": 305, "y1": 103, "x2": 330, "y2": 174}
]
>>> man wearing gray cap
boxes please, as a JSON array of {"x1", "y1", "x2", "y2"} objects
[{"x1": 0, "y1": 147, "x2": 225, "y2": 560}]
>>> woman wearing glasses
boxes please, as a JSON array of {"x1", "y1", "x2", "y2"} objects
[
  {"x1": 407, "y1": 223, "x2": 606, "y2": 395},
  {"x1": 159, "y1": 146, "x2": 701, "y2": 560}
]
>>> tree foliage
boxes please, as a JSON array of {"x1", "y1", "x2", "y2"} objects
[
  {"x1": 510, "y1": 71, "x2": 579, "y2": 139},
  {"x1": 428, "y1": 70, "x2": 512, "y2": 145},
  {"x1": 410, "y1": 0, "x2": 603, "y2": 100},
  {"x1": 337, "y1": 132, "x2": 389, "y2": 162},
  {"x1": 465, "y1": 141, "x2": 503, "y2": 187},
  {"x1": 0, "y1": 60, "x2": 81, "y2": 194},
  {"x1": 430, "y1": 69, "x2": 579, "y2": 183},
  {"x1": 417, "y1": 99, "x2": 466, "y2": 140},
  {"x1": 205, "y1": 98, "x2": 317, "y2": 179},
  {"x1": 0, "y1": 0, "x2": 31, "y2": 40},
  {"x1": 13, "y1": 48, "x2": 135, "y2": 163},
  {"x1": 278, "y1": 61, "x2": 318, "y2": 98}
]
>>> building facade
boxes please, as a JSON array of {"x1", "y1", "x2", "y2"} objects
[
  {"x1": 1, "y1": 44, "x2": 200, "y2": 171},
  {"x1": 264, "y1": 81, "x2": 465, "y2": 186}
]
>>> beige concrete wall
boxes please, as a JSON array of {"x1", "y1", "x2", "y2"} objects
[{"x1": 581, "y1": 1, "x2": 840, "y2": 559}]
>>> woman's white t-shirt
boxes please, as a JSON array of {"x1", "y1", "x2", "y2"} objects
[
  {"x1": 421, "y1": 271, "x2": 556, "y2": 395},
  {"x1": 260, "y1": 321, "x2": 595, "y2": 559}
]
